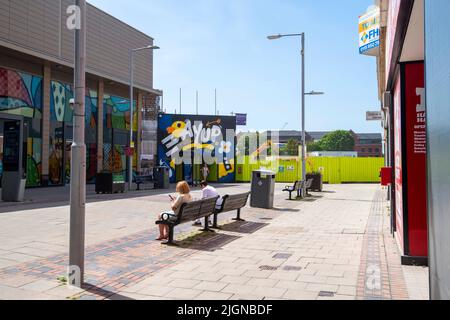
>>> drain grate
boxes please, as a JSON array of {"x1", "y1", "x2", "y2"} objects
[
  {"x1": 273, "y1": 253, "x2": 292, "y2": 260},
  {"x1": 318, "y1": 291, "x2": 335, "y2": 297},
  {"x1": 259, "y1": 265, "x2": 279, "y2": 271},
  {"x1": 283, "y1": 266, "x2": 302, "y2": 271}
]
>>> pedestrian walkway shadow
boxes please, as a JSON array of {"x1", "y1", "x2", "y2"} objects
[
  {"x1": 218, "y1": 220, "x2": 269, "y2": 234},
  {"x1": 285, "y1": 194, "x2": 323, "y2": 203},
  {"x1": 74, "y1": 284, "x2": 135, "y2": 300},
  {"x1": 177, "y1": 232, "x2": 241, "y2": 252},
  {"x1": 272, "y1": 207, "x2": 301, "y2": 212}
]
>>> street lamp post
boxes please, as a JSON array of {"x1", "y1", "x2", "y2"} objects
[
  {"x1": 69, "y1": 0, "x2": 86, "y2": 287},
  {"x1": 267, "y1": 33, "x2": 324, "y2": 197},
  {"x1": 129, "y1": 45, "x2": 159, "y2": 191}
]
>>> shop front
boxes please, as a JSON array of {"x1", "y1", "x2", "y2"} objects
[
  {"x1": 392, "y1": 61, "x2": 427, "y2": 265},
  {"x1": 372, "y1": 0, "x2": 427, "y2": 265},
  {"x1": 0, "y1": 67, "x2": 43, "y2": 188}
]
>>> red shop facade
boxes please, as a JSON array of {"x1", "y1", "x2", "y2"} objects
[
  {"x1": 392, "y1": 62, "x2": 427, "y2": 265},
  {"x1": 383, "y1": 0, "x2": 428, "y2": 265}
]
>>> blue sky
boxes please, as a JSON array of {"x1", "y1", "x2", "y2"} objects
[{"x1": 89, "y1": 0, "x2": 381, "y2": 133}]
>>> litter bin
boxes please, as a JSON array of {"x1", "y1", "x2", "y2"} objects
[
  {"x1": 250, "y1": 169, "x2": 276, "y2": 209},
  {"x1": 154, "y1": 167, "x2": 170, "y2": 189},
  {"x1": 1, "y1": 174, "x2": 26, "y2": 202},
  {"x1": 95, "y1": 172, "x2": 126, "y2": 194}
]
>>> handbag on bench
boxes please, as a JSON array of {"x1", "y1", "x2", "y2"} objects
[{"x1": 161, "y1": 211, "x2": 178, "y2": 222}]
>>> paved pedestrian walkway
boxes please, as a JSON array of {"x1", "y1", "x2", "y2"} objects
[{"x1": 0, "y1": 183, "x2": 429, "y2": 300}]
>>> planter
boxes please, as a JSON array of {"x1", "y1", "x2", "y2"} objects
[
  {"x1": 306, "y1": 173, "x2": 323, "y2": 192},
  {"x1": 95, "y1": 173, "x2": 126, "y2": 194}
]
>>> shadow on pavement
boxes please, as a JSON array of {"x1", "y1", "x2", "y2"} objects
[
  {"x1": 177, "y1": 232, "x2": 241, "y2": 252},
  {"x1": 219, "y1": 221, "x2": 269, "y2": 234},
  {"x1": 271, "y1": 207, "x2": 301, "y2": 212},
  {"x1": 80, "y1": 283, "x2": 135, "y2": 300}
]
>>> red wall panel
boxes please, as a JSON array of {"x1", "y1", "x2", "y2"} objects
[
  {"x1": 394, "y1": 76, "x2": 404, "y2": 251},
  {"x1": 404, "y1": 62, "x2": 428, "y2": 257}
]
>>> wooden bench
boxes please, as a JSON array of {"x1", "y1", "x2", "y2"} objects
[
  {"x1": 155, "y1": 196, "x2": 219, "y2": 245},
  {"x1": 212, "y1": 192, "x2": 251, "y2": 229},
  {"x1": 135, "y1": 175, "x2": 154, "y2": 191},
  {"x1": 283, "y1": 181, "x2": 302, "y2": 200}
]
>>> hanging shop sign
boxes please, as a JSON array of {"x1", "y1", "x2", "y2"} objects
[
  {"x1": 359, "y1": 7, "x2": 381, "y2": 56},
  {"x1": 366, "y1": 111, "x2": 383, "y2": 121},
  {"x1": 236, "y1": 113, "x2": 247, "y2": 126}
]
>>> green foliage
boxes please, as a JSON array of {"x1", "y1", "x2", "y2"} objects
[
  {"x1": 281, "y1": 139, "x2": 299, "y2": 156},
  {"x1": 307, "y1": 141, "x2": 323, "y2": 152},
  {"x1": 319, "y1": 131, "x2": 355, "y2": 151}
]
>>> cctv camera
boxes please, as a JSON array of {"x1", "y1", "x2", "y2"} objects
[{"x1": 69, "y1": 98, "x2": 75, "y2": 106}]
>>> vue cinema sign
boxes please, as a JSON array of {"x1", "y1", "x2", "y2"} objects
[{"x1": 359, "y1": 7, "x2": 380, "y2": 56}]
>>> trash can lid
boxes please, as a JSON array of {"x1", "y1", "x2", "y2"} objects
[{"x1": 253, "y1": 169, "x2": 276, "y2": 175}]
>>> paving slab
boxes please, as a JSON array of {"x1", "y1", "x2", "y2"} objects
[{"x1": 0, "y1": 184, "x2": 430, "y2": 300}]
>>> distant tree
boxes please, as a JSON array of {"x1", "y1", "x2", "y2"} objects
[
  {"x1": 307, "y1": 141, "x2": 323, "y2": 152},
  {"x1": 319, "y1": 131, "x2": 355, "y2": 151},
  {"x1": 283, "y1": 138, "x2": 300, "y2": 156}
]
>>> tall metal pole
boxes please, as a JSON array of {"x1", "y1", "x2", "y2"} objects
[
  {"x1": 128, "y1": 50, "x2": 134, "y2": 191},
  {"x1": 196, "y1": 90, "x2": 199, "y2": 115},
  {"x1": 69, "y1": 0, "x2": 86, "y2": 287},
  {"x1": 301, "y1": 33, "x2": 306, "y2": 197},
  {"x1": 215, "y1": 89, "x2": 217, "y2": 115},
  {"x1": 179, "y1": 88, "x2": 182, "y2": 114}
]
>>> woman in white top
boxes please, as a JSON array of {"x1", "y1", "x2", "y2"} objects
[{"x1": 156, "y1": 181, "x2": 193, "y2": 241}]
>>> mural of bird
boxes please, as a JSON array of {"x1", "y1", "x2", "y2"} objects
[{"x1": 166, "y1": 121, "x2": 187, "y2": 138}]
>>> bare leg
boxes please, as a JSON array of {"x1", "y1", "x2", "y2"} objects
[
  {"x1": 164, "y1": 226, "x2": 169, "y2": 238},
  {"x1": 157, "y1": 213, "x2": 165, "y2": 239}
]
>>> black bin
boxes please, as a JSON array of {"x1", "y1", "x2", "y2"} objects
[
  {"x1": 95, "y1": 172, "x2": 126, "y2": 194},
  {"x1": 250, "y1": 170, "x2": 276, "y2": 209},
  {"x1": 153, "y1": 167, "x2": 170, "y2": 189}
]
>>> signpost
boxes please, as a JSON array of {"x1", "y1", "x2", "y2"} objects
[
  {"x1": 366, "y1": 111, "x2": 383, "y2": 121},
  {"x1": 236, "y1": 113, "x2": 247, "y2": 126}
]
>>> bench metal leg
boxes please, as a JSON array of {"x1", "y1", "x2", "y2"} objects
[
  {"x1": 162, "y1": 226, "x2": 176, "y2": 245},
  {"x1": 201, "y1": 216, "x2": 215, "y2": 232},
  {"x1": 232, "y1": 209, "x2": 245, "y2": 222},
  {"x1": 212, "y1": 213, "x2": 221, "y2": 229}
]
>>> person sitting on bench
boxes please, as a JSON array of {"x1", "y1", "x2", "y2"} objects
[
  {"x1": 156, "y1": 181, "x2": 192, "y2": 241},
  {"x1": 193, "y1": 181, "x2": 223, "y2": 226}
]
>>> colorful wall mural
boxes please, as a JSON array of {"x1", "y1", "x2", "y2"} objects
[
  {"x1": 157, "y1": 114, "x2": 236, "y2": 183},
  {"x1": 102, "y1": 95, "x2": 137, "y2": 181},
  {"x1": 49, "y1": 80, "x2": 98, "y2": 185},
  {"x1": 0, "y1": 67, "x2": 43, "y2": 187}
]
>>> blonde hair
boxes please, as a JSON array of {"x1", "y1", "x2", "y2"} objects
[{"x1": 176, "y1": 181, "x2": 190, "y2": 195}]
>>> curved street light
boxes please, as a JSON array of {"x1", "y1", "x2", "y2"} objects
[{"x1": 267, "y1": 33, "x2": 324, "y2": 197}]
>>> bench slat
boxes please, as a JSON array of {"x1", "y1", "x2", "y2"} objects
[
  {"x1": 220, "y1": 192, "x2": 250, "y2": 213},
  {"x1": 177, "y1": 197, "x2": 219, "y2": 223}
]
